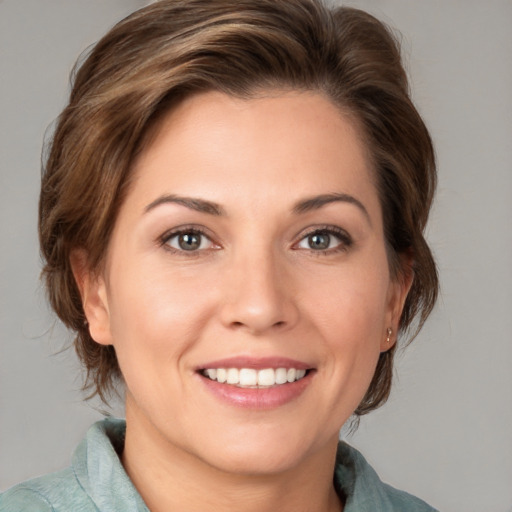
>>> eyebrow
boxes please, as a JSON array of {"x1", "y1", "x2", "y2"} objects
[
  {"x1": 144, "y1": 192, "x2": 370, "y2": 223},
  {"x1": 293, "y1": 193, "x2": 371, "y2": 224},
  {"x1": 144, "y1": 194, "x2": 225, "y2": 216}
]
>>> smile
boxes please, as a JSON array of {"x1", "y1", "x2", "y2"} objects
[
  {"x1": 196, "y1": 357, "x2": 314, "y2": 409},
  {"x1": 201, "y1": 367, "x2": 308, "y2": 388}
]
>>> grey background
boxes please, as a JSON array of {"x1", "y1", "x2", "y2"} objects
[{"x1": 1, "y1": 1, "x2": 511, "y2": 511}]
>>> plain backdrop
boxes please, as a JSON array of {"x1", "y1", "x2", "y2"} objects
[{"x1": 1, "y1": 1, "x2": 511, "y2": 511}]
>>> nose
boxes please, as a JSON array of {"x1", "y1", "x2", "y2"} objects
[{"x1": 219, "y1": 248, "x2": 299, "y2": 335}]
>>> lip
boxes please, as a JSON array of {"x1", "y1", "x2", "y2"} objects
[
  {"x1": 196, "y1": 356, "x2": 312, "y2": 371},
  {"x1": 196, "y1": 356, "x2": 315, "y2": 410}
]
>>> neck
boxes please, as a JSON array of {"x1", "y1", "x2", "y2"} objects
[{"x1": 121, "y1": 404, "x2": 343, "y2": 512}]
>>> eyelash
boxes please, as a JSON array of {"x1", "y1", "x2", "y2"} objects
[
  {"x1": 294, "y1": 225, "x2": 353, "y2": 255},
  {"x1": 158, "y1": 225, "x2": 353, "y2": 256},
  {"x1": 159, "y1": 226, "x2": 217, "y2": 256}
]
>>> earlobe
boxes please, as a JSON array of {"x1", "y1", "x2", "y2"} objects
[
  {"x1": 70, "y1": 249, "x2": 113, "y2": 346},
  {"x1": 381, "y1": 255, "x2": 414, "y2": 352},
  {"x1": 381, "y1": 327, "x2": 394, "y2": 352}
]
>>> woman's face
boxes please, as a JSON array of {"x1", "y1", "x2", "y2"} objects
[{"x1": 82, "y1": 90, "x2": 409, "y2": 475}]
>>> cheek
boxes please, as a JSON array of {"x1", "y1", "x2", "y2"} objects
[
  {"x1": 302, "y1": 258, "x2": 390, "y2": 336},
  {"x1": 300, "y1": 258, "x2": 390, "y2": 389},
  {"x1": 106, "y1": 261, "x2": 214, "y2": 370}
]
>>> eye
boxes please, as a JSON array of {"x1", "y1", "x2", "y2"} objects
[
  {"x1": 296, "y1": 227, "x2": 352, "y2": 253},
  {"x1": 162, "y1": 229, "x2": 215, "y2": 252}
]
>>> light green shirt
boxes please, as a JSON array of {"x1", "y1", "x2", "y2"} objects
[{"x1": 0, "y1": 418, "x2": 438, "y2": 511}]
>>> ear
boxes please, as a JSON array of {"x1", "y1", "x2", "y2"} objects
[
  {"x1": 381, "y1": 252, "x2": 414, "y2": 352},
  {"x1": 70, "y1": 249, "x2": 113, "y2": 346}
]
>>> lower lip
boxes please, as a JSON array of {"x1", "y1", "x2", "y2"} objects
[{"x1": 198, "y1": 372, "x2": 314, "y2": 410}]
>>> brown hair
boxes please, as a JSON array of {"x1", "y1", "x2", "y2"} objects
[{"x1": 39, "y1": 0, "x2": 438, "y2": 414}]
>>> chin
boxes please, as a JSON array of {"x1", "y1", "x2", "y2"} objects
[
  {"x1": 205, "y1": 445, "x2": 305, "y2": 476},
  {"x1": 190, "y1": 424, "x2": 331, "y2": 477}
]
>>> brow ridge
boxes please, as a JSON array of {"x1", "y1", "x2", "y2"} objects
[
  {"x1": 293, "y1": 193, "x2": 370, "y2": 223},
  {"x1": 144, "y1": 194, "x2": 225, "y2": 216}
]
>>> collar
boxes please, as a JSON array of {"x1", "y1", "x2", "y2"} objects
[
  {"x1": 72, "y1": 418, "x2": 433, "y2": 512},
  {"x1": 72, "y1": 418, "x2": 149, "y2": 511}
]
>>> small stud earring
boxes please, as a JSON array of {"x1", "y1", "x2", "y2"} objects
[{"x1": 386, "y1": 327, "x2": 393, "y2": 345}]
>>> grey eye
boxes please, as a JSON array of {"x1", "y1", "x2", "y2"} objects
[
  {"x1": 166, "y1": 231, "x2": 210, "y2": 251},
  {"x1": 296, "y1": 228, "x2": 350, "y2": 252},
  {"x1": 177, "y1": 233, "x2": 201, "y2": 251},
  {"x1": 307, "y1": 232, "x2": 331, "y2": 250}
]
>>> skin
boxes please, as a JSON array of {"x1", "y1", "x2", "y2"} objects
[{"x1": 73, "y1": 90, "x2": 412, "y2": 512}]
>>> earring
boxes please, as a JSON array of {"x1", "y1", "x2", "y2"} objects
[{"x1": 386, "y1": 327, "x2": 393, "y2": 345}]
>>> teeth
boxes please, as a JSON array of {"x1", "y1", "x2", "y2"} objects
[
  {"x1": 202, "y1": 367, "x2": 308, "y2": 387},
  {"x1": 226, "y1": 368, "x2": 239, "y2": 384},
  {"x1": 258, "y1": 368, "x2": 275, "y2": 386},
  {"x1": 275, "y1": 367, "x2": 288, "y2": 384},
  {"x1": 297, "y1": 369, "x2": 306, "y2": 379},
  {"x1": 217, "y1": 368, "x2": 227, "y2": 383},
  {"x1": 205, "y1": 369, "x2": 217, "y2": 380},
  {"x1": 239, "y1": 368, "x2": 257, "y2": 386}
]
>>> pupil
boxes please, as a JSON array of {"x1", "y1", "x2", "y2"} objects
[
  {"x1": 178, "y1": 233, "x2": 200, "y2": 251},
  {"x1": 309, "y1": 233, "x2": 330, "y2": 250}
]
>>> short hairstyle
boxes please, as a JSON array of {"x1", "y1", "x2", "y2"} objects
[{"x1": 39, "y1": 0, "x2": 438, "y2": 414}]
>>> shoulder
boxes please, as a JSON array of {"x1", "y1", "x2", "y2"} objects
[
  {"x1": 1, "y1": 418, "x2": 147, "y2": 512},
  {"x1": 335, "y1": 442, "x2": 439, "y2": 512},
  {"x1": 0, "y1": 468, "x2": 96, "y2": 512},
  {"x1": 0, "y1": 483, "x2": 54, "y2": 512},
  {"x1": 0, "y1": 418, "x2": 127, "y2": 512}
]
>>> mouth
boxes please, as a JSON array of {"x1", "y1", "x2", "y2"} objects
[
  {"x1": 200, "y1": 367, "x2": 310, "y2": 388},
  {"x1": 195, "y1": 357, "x2": 315, "y2": 409}
]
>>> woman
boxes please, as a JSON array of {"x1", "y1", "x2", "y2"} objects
[{"x1": 0, "y1": 0, "x2": 439, "y2": 510}]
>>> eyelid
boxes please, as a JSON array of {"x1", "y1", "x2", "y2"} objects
[
  {"x1": 158, "y1": 225, "x2": 220, "y2": 253},
  {"x1": 292, "y1": 225, "x2": 353, "y2": 252},
  {"x1": 157, "y1": 224, "x2": 352, "y2": 255}
]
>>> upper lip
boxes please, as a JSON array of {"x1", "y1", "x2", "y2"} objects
[{"x1": 196, "y1": 356, "x2": 313, "y2": 371}]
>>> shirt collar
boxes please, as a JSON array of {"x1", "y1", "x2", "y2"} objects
[{"x1": 72, "y1": 418, "x2": 149, "y2": 512}]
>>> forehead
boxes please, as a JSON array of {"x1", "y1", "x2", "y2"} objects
[{"x1": 128, "y1": 90, "x2": 380, "y2": 219}]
